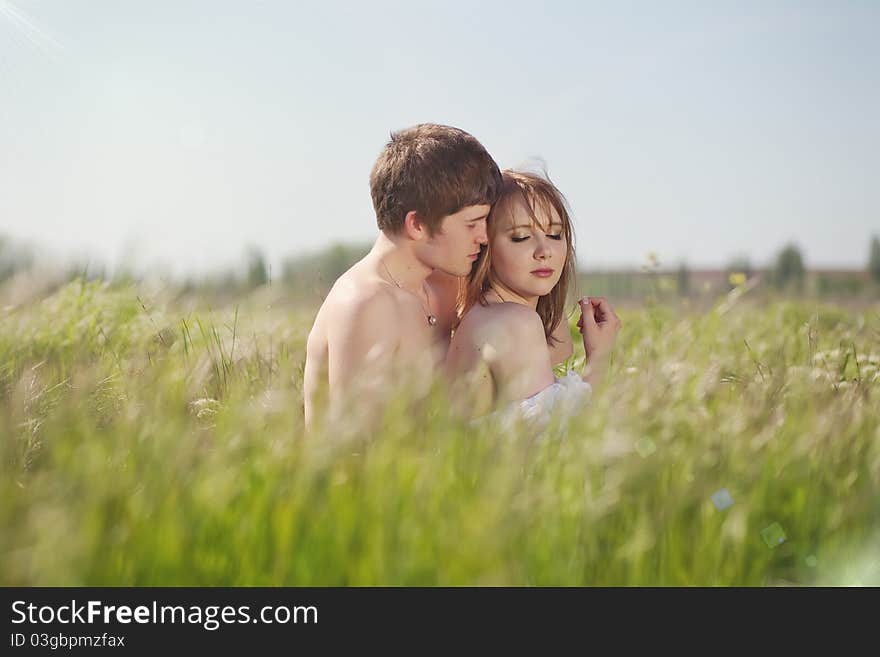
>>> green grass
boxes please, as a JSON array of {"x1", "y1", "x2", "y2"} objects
[{"x1": 1, "y1": 278, "x2": 878, "y2": 585}]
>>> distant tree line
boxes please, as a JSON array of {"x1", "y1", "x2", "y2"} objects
[
  {"x1": 2, "y1": 232, "x2": 879, "y2": 300},
  {"x1": 870, "y1": 235, "x2": 880, "y2": 283},
  {"x1": 0, "y1": 235, "x2": 33, "y2": 282},
  {"x1": 672, "y1": 236, "x2": 879, "y2": 299}
]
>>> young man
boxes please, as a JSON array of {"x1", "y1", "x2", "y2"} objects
[{"x1": 303, "y1": 124, "x2": 571, "y2": 427}]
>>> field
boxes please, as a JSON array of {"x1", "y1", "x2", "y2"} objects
[{"x1": 1, "y1": 278, "x2": 878, "y2": 585}]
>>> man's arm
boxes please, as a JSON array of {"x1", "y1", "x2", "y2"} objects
[
  {"x1": 326, "y1": 289, "x2": 401, "y2": 415},
  {"x1": 303, "y1": 328, "x2": 326, "y2": 429}
]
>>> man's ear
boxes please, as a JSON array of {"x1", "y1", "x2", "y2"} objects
[{"x1": 403, "y1": 211, "x2": 429, "y2": 241}]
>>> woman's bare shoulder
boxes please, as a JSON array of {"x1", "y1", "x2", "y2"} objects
[
  {"x1": 463, "y1": 303, "x2": 554, "y2": 402},
  {"x1": 457, "y1": 302, "x2": 546, "y2": 349}
]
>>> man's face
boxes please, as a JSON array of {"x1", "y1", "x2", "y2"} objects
[{"x1": 419, "y1": 204, "x2": 490, "y2": 277}]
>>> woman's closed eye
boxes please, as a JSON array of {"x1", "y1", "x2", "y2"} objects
[{"x1": 511, "y1": 233, "x2": 563, "y2": 243}]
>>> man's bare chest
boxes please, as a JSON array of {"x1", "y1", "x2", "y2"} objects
[{"x1": 394, "y1": 300, "x2": 450, "y2": 364}]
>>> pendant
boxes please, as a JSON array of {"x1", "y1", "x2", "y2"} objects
[{"x1": 427, "y1": 314, "x2": 437, "y2": 326}]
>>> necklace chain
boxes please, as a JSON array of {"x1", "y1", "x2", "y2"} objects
[
  {"x1": 487, "y1": 286, "x2": 532, "y2": 307},
  {"x1": 488, "y1": 286, "x2": 515, "y2": 305},
  {"x1": 486, "y1": 287, "x2": 503, "y2": 304},
  {"x1": 380, "y1": 259, "x2": 437, "y2": 327}
]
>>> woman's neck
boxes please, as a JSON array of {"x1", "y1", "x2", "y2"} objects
[{"x1": 486, "y1": 280, "x2": 539, "y2": 309}]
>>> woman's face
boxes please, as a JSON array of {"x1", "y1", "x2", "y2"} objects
[{"x1": 489, "y1": 198, "x2": 567, "y2": 301}]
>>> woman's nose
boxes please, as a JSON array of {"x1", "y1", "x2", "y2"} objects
[{"x1": 534, "y1": 235, "x2": 552, "y2": 259}]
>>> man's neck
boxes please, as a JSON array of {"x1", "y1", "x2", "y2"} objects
[{"x1": 370, "y1": 232, "x2": 433, "y2": 293}]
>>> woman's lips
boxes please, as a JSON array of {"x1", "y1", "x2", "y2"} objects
[{"x1": 531, "y1": 268, "x2": 555, "y2": 277}]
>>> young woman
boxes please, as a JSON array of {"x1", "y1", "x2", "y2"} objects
[{"x1": 446, "y1": 169, "x2": 622, "y2": 423}]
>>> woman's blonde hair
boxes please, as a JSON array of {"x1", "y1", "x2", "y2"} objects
[{"x1": 458, "y1": 168, "x2": 576, "y2": 345}]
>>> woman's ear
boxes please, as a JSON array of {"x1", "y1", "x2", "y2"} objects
[{"x1": 403, "y1": 211, "x2": 429, "y2": 241}]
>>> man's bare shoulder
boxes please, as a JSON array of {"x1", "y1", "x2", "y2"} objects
[
  {"x1": 326, "y1": 268, "x2": 391, "y2": 306},
  {"x1": 310, "y1": 268, "x2": 400, "y2": 342}
]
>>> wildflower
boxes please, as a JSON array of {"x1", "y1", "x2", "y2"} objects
[
  {"x1": 711, "y1": 488, "x2": 734, "y2": 511},
  {"x1": 728, "y1": 272, "x2": 747, "y2": 287},
  {"x1": 189, "y1": 397, "x2": 221, "y2": 419}
]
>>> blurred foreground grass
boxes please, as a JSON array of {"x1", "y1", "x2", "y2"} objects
[{"x1": 1, "y1": 279, "x2": 878, "y2": 585}]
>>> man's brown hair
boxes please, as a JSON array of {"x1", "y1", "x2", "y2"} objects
[{"x1": 370, "y1": 123, "x2": 503, "y2": 235}]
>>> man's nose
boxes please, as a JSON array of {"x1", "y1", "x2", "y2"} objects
[{"x1": 475, "y1": 224, "x2": 488, "y2": 245}]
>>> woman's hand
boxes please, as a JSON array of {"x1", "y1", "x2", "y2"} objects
[{"x1": 577, "y1": 296, "x2": 622, "y2": 360}]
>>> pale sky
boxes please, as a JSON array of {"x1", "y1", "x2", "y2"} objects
[{"x1": 1, "y1": 0, "x2": 877, "y2": 277}]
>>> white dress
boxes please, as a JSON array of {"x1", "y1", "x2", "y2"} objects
[{"x1": 479, "y1": 369, "x2": 592, "y2": 432}]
